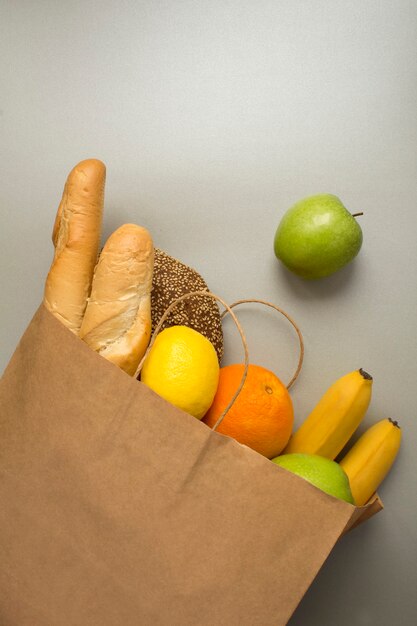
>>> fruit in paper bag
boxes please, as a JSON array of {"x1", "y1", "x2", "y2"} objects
[
  {"x1": 140, "y1": 325, "x2": 219, "y2": 419},
  {"x1": 273, "y1": 194, "x2": 363, "y2": 279},
  {"x1": 284, "y1": 369, "x2": 372, "y2": 459},
  {"x1": 272, "y1": 453, "x2": 355, "y2": 504},
  {"x1": 203, "y1": 363, "x2": 294, "y2": 458},
  {"x1": 340, "y1": 418, "x2": 402, "y2": 506}
]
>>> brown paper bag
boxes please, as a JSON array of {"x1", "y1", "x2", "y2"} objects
[{"x1": 0, "y1": 305, "x2": 382, "y2": 626}]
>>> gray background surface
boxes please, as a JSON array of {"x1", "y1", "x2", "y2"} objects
[{"x1": 1, "y1": 1, "x2": 416, "y2": 624}]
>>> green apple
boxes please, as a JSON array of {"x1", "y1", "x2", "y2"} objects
[
  {"x1": 273, "y1": 194, "x2": 363, "y2": 279},
  {"x1": 271, "y1": 453, "x2": 355, "y2": 503}
]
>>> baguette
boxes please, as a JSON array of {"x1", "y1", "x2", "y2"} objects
[
  {"x1": 43, "y1": 159, "x2": 106, "y2": 333},
  {"x1": 79, "y1": 223, "x2": 154, "y2": 376}
]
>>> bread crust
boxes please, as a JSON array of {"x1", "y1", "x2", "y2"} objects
[
  {"x1": 43, "y1": 159, "x2": 106, "y2": 334},
  {"x1": 151, "y1": 249, "x2": 224, "y2": 362},
  {"x1": 79, "y1": 224, "x2": 154, "y2": 376}
]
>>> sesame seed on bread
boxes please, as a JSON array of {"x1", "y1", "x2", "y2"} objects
[{"x1": 151, "y1": 249, "x2": 224, "y2": 363}]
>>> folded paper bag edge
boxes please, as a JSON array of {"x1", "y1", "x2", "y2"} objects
[{"x1": 2, "y1": 302, "x2": 382, "y2": 517}]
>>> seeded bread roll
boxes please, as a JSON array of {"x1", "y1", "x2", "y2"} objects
[
  {"x1": 43, "y1": 159, "x2": 106, "y2": 334},
  {"x1": 79, "y1": 224, "x2": 154, "y2": 376},
  {"x1": 151, "y1": 249, "x2": 224, "y2": 362}
]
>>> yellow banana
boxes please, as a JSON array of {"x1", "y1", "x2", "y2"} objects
[
  {"x1": 340, "y1": 418, "x2": 401, "y2": 506},
  {"x1": 283, "y1": 369, "x2": 372, "y2": 459}
]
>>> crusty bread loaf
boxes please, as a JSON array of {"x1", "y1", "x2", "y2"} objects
[
  {"x1": 79, "y1": 224, "x2": 154, "y2": 376},
  {"x1": 151, "y1": 249, "x2": 224, "y2": 362},
  {"x1": 43, "y1": 159, "x2": 106, "y2": 334}
]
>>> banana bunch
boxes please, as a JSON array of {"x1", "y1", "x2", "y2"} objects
[{"x1": 283, "y1": 369, "x2": 401, "y2": 505}]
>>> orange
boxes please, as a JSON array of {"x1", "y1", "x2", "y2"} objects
[{"x1": 203, "y1": 363, "x2": 294, "y2": 458}]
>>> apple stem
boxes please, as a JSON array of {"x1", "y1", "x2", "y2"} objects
[{"x1": 351, "y1": 212, "x2": 364, "y2": 218}]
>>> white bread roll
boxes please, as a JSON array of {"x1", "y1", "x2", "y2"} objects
[
  {"x1": 79, "y1": 223, "x2": 154, "y2": 376},
  {"x1": 43, "y1": 159, "x2": 106, "y2": 334}
]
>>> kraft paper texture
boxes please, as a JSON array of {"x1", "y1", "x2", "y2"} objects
[{"x1": 0, "y1": 305, "x2": 381, "y2": 626}]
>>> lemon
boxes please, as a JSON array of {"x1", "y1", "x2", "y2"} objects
[
  {"x1": 140, "y1": 325, "x2": 220, "y2": 419},
  {"x1": 271, "y1": 453, "x2": 355, "y2": 503}
]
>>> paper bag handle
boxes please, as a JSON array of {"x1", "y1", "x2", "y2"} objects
[
  {"x1": 134, "y1": 291, "x2": 304, "y2": 431},
  {"x1": 221, "y1": 299, "x2": 304, "y2": 390}
]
